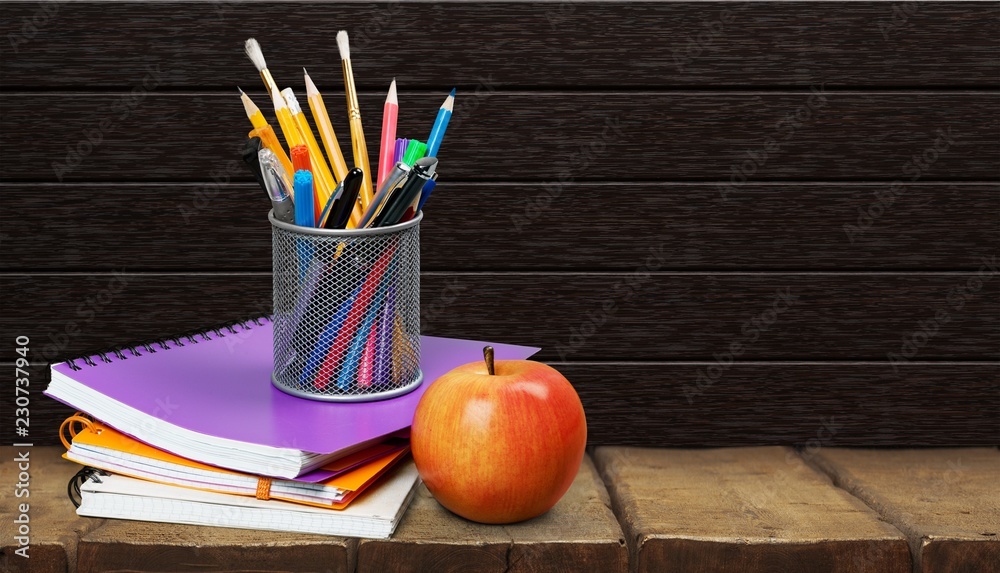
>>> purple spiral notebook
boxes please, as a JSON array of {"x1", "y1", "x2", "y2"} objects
[{"x1": 45, "y1": 318, "x2": 539, "y2": 479}]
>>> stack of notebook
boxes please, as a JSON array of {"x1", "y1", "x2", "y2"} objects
[{"x1": 46, "y1": 317, "x2": 539, "y2": 538}]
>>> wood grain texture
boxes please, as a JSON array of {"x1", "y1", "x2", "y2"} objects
[
  {"x1": 593, "y1": 446, "x2": 912, "y2": 573},
  {"x1": 15, "y1": 362, "x2": 999, "y2": 448},
  {"x1": 77, "y1": 523, "x2": 355, "y2": 573},
  {"x1": 1, "y1": 92, "x2": 996, "y2": 182},
  {"x1": 0, "y1": 447, "x2": 103, "y2": 573},
  {"x1": 809, "y1": 449, "x2": 1000, "y2": 573},
  {"x1": 4, "y1": 272, "x2": 998, "y2": 363},
  {"x1": 356, "y1": 456, "x2": 627, "y2": 573},
  {"x1": 563, "y1": 363, "x2": 1000, "y2": 447},
  {"x1": 3, "y1": 182, "x2": 998, "y2": 272},
  {"x1": 1, "y1": 2, "x2": 997, "y2": 88}
]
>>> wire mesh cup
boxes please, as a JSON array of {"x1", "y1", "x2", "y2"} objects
[{"x1": 270, "y1": 210, "x2": 422, "y2": 401}]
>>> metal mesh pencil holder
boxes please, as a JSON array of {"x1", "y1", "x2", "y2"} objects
[{"x1": 270, "y1": 211, "x2": 422, "y2": 402}]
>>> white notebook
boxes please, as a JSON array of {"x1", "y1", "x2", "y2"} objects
[{"x1": 77, "y1": 460, "x2": 420, "y2": 538}]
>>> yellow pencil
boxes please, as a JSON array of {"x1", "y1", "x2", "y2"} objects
[
  {"x1": 282, "y1": 87, "x2": 338, "y2": 204},
  {"x1": 272, "y1": 89, "x2": 334, "y2": 206},
  {"x1": 270, "y1": 88, "x2": 305, "y2": 149},
  {"x1": 240, "y1": 89, "x2": 294, "y2": 180},
  {"x1": 303, "y1": 69, "x2": 350, "y2": 183},
  {"x1": 239, "y1": 87, "x2": 267, "y2": 130},
  {"x1": 336, "y1": 30, "x2": 374, "y2": 226}
]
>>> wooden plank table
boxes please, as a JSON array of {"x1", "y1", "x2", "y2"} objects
[
  {"x1": 593, "y1": 446, "x2": 912, "y2": 573},
  {"x1": 5, "y1": 446, "x2": 997, "y2": 571},
  {"x1": 811, "y1": 448, "x2": 1000, "y2": 573},
  {"x1": 0, "y1": 446, "x2": 102, "y2": 573},
  {"x1": 356, "y1": 456, "x2": 628, "y2": 573}
]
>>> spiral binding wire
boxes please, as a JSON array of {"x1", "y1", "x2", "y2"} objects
[
  {"x1": 68, "y1": 466, "x2": 110, "y2": 508},
  {"x1": 63, "y1": 316, "x2": 272, "y2": 371}
]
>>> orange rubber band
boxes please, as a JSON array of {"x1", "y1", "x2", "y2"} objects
[
  {"x1": 59, "y1": 413, "x2": 94, "y2": 450},
  {"x1": 255, "y1": 477, "x2": 272, "y2": 500}
]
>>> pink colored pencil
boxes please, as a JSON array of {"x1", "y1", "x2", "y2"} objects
[{"x1": 377, "y1": 79, "x2": 398, "y2": 190}]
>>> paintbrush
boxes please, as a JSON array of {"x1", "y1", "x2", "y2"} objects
[
  {"x1": 336, "y1": 30, "x2": 374, "y2": 227},
  {"x1": 243, "y1": 38, "x2": 280, "y2": 97}
]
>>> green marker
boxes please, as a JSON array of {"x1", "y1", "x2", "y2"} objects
[{"x1": 401, "y1": 140, "x2": 427, "y2": 166}]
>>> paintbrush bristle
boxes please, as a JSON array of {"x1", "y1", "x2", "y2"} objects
[
  {"x1": 244, "y1": 38, "x2": 267, "y2": 72},
  {"x1": 336, "y1": 30, "x2": 350, "y2": 61}
]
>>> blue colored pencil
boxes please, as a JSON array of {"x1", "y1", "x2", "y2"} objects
[{"x1": 425, "y1": 89, "x2": 454, "y2": 157}]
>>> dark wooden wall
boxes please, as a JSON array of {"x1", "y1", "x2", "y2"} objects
[{"x1": 2, "y1": 2, "x2": 997, "y2": 447}]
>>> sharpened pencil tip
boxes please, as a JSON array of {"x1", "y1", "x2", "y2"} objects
[
  {"x1": 441, "y1": 89, "x2": 455, "y2": 112},
  {"x1": 304, "y1": 71, "x2": 319, "y2": 98},
  {"x1": 387, "y1": 78, "x2": 398, "y2": 105}
]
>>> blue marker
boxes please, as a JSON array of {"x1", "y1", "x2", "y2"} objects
[
  {"x1": 291, "y1": 170, "x2": 316, "y2": 281},
  {"x1": 293, "y1": 170, "x2": 315, "y2": 227},
  {"x1": 416, "y1": 176, "x2": 438, "y2": 213}
]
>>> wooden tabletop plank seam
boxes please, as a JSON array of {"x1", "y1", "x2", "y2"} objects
[
  {"x1": 593, "y1": 446, "x2": 914, "y2": 573},
  {"x1": 804, "y1": 449, "x2": 1000, "y2": 573}
]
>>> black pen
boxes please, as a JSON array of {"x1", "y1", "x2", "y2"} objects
[
  {"x1": 327, "y1": 168, "x2": 365, "y2": 229},
  {"x1": 242, "y1": 137, "x2": 267, "y2": 193},
  {"x1": 360, "y1": 161, "x2": 411, "y2": 228},
  {"x1": 374, "y1": 157, "x2": 437, "y2": 227},
  {"x1": 317, "y1": 178, "x2": 345, "y2": 228}
]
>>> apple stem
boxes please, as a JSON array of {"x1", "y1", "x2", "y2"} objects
[{"x1": 484, "y1": 346, "x2": 495, "y2": 376}]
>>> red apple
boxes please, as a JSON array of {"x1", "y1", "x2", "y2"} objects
[{"x1": 411, "y1": 347, "x2": 587, "y2": 524}]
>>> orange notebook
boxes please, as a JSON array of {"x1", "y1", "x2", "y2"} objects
[{"x1": 62, "y1": 416, "x2": 408, "y2": 509}]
